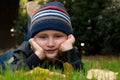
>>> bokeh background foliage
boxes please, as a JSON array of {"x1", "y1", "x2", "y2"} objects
[{"x1": 13, "y1": 0, "x2": 120, "y2": 55}]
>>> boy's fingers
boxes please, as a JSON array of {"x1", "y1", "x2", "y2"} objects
[
  {"x1": 68, "y1": 34, "x2": 75, "y2": 44},
  {"x1": 29, "y1": 38, "x2": 41, "y2": 51}
]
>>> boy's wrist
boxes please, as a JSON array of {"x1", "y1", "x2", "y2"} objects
[
  {"x1": 61, "y1": 45, "x2": 73, "y2": 52},
  {"x1": 35, "y1": 51, "x2": 45, "y2": 60}
]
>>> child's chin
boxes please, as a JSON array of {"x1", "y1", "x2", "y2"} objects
[
  {"x1": 46, "y1": 52, "x2": 58, "y2": 58},
  {"x1": 46, "y1": 55, "x2": 58, "y2": 61}
]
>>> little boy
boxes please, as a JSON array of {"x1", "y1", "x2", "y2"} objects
[{"x1": 10, "y1": 1, "x2": 83, "y2": 71}]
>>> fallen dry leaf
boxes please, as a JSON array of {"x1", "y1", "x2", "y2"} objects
[
  {"x1": 86, "y1": 69, "x2": 118, "y2": 80},
  {"x1": 63, "y1": 62, "x2": 73, "y2": 73}
]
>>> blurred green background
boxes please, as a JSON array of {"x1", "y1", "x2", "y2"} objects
[{"x1": 0, "y1": 0, "x2": 120, "y2": 56}]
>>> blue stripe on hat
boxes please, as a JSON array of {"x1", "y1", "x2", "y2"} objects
[
  {"x1": 31, "y1": 9, "x2": 71, "y2": 24},
  {"x1": 32, "y1": 9, "x2": 71, "y2": 22}
]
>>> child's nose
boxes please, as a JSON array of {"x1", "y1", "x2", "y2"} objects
[{"x1": 47, "y1": 38, "x2": 55, "y2": 47}]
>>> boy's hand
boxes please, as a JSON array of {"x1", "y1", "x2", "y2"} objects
[
  {"x1": 59, "y1": 34, "x2": 75, "y2": 52},
  {"x1": 29, "y1": 38, "x2": 45, "y2": 60}
]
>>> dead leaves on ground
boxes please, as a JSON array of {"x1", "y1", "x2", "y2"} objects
[
  {"x1": 26, "y1": 67, "x2": 66, "y2": 80},
  {"x1": 15, "y1": 62, "x2": 73, "y2": 80}
]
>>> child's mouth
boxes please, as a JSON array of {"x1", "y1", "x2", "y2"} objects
[{"x1": 45, "y1": 50, "x2": 56, "y2": 54}]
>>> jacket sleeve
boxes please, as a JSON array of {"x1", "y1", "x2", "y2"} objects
[
  {"x1": 10, "y1": 42, "x2": 43, "y2": 70},
  {"x1": 60, "y1": 48, "x2": 84, "y2": 71}
]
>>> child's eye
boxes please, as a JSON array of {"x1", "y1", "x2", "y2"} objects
[
  {"x1": 39, "y1": 36, "x2": 47, "y2": 39},
  {"x1": 55, "y1": 35, "x2": 62, "y2": 38}
]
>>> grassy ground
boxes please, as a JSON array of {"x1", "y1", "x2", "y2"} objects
[
  {"x1": 83, "y1": 55, "x2": 120, "y2": 80},
  {"x1": 0, "y1": 55, "x2": 120, "y2": 80}
]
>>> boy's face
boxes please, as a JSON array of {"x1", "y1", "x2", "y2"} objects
[{"x1": 33, "y1": 30, "x2": 68, "y2": 60}]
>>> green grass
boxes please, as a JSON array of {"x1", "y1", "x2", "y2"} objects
[{"x1": 0, "y1": 55, "x2": 120, "y2": 80}]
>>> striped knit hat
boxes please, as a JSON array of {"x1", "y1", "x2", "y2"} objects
[{"x1": 29, "y1": 2, "x2": 73, "y2": 38}]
